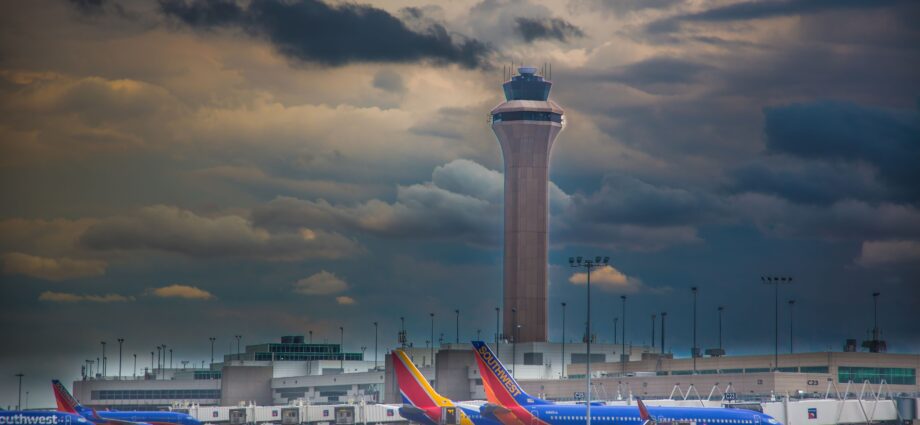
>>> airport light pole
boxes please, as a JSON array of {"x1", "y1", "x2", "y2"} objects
[
  {"x1": 511, "y1": 308, "x2": 517, "y2": 378},
  {"x1": 309, "y1": 330, "x2": 313, "y2": 344},
  {"x1": 569, "y1": 255, "x2": 609, "y2": 425},
  {"x1": 101, "y1": 341, "x2": 106, "y2": 377},
  {"x1": 691, "y1": 286, "x2": 698, "y2": 374},
  {"x1": 718, "y1": 307, "x2": 724, "y2": 351},
  {"x1": 133, "y1": 354, "x2": 137, "y2": 378},
  {"x1": 234, "y1": 335, "x2": 242, "y2": 360},
  {"x1": 117, "y1": 338, "x2": 124, "y2": 379},
  {"x1": 169, "y1": 348, "x2": 173, "y2": 369},
  {"x1": 150, "y1": 352, "x2": 154, "y2": 377},
  {"x1": 513, "y1": 323, "x2": 523, "y2": 378},
  {"x1": 761, "y1": 276, "x2": 793, "y2": 371},
  {"x1": 15, "y1": 373, "x2": 23, "y2": 410},
  {"x1": 399, "y1": 317, "x2": 406, "y2": 349},
  {"x1": 373, "y1": 321, "x2": 379, "y2": 369},
  {"x1": 494, "y1": 307, "x2": 500, "y2": 344},
  {"x1": 561, "y1": 302, "x2": 566, "y2": 378},
  {"x1": 429, "y1": 313, "x2": 435, "y2": 366},
  {"x1": 788, "y1": 300, "x2": 795, "y2": 354},
  {"x1": 872, "y1": 292, "x2": 881, "y2": 341},
  {"x1": 161, "y1": 344, "x2": 167, "y2": 377},
  {"x1": 660, "y1": 312, "x2": 667, "y2": 353},
  {"x1": 621, "y1": 295, "x2": 626, "y2": 374},
  {"x1": 339, "y1": 326, "x2": 345, "y2": 370},
  {"x1": 455, "y1": 309, "x2": 460, "y2": 344},
  {"x1": 209, "y1": 337, "x2": 216, "y2": 364},
  {"x1": 613, "y1": 318, "x2": 618, "y2": 346}
]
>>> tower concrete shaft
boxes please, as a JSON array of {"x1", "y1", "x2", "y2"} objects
[{"x1": 491, "y1": 66, "x2": 564, "y2": 343}]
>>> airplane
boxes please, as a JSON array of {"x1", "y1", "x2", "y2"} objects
[
  {"x1": 52, "y1": 380, "x2": 200, "y2": 425},
  {"x1": 470, "y1": 341, "x2": 783, "y2": 425},
  {"x1": 0, "y1": 410, "x2": 91, "y2": 425},
  {"x1": 391, "y1": 349, "x2": 501, "y2": 425}
]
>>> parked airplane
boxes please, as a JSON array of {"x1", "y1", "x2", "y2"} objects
[
  {"x1": 470, "y1": 341, "x2": 782, "y2": 425},
  {"x1": 1, "y1": 411, "x2": 90, "y2": 425},
  {"x1": 391, "y1": 349, "x2": 500, "y2": 425},
  {"x1": 52, "y1": 381, "x2": 200, "y2": 425}
]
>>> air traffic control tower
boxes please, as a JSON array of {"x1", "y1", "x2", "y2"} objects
[{"x1": 492, "y1": 66, "x2": 564, "y2": 343}]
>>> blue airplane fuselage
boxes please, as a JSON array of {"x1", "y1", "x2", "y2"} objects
[
  {"x1": 516, "y1": 404, "x2": 778, "y2": 425},
  {"x1": 0, "y1": 411, "x2": 90, "y2": 425}
]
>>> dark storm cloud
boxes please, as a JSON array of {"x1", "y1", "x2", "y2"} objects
[
  {"x1": 594, "y1": 56, "x2": 711, "y2": 94},
  {"x1": 514, "y1": 17, "x2": 585, "y2": 43},
  {"x1": 68, "y1": 0, "x2": 106, "y2": 14},
  {"x1": 729, "y1": 160, "x2": 888, "y2": 205},
  {"x1": 647, "y1": 0, "x2": 907, "y2": 33},
  {"x1": 733, "y1": 194, "x2": 920, "y2": 241},
  {"x1": 250, "y1": 160, "x2": 712, "y2": 251},
  {"x1": 763, "y1": 101, "x2": 920, "y2": 197},
  {"x1": 251, "y1": 160, "x2": 504, "y2": 246},
  {"x1": 78, "y1": 205, "x2": 363, "y2": 260},
  {"x1": 566, "y1": 174, "x2": 725, "y2": 227},
  {"x1": 158, "y1": 0, "x2": 492, "y2": 68}
]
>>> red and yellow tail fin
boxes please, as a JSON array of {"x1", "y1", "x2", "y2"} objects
[
  {"x1": 392, "y1": 350, "x2": 453, "y2": 416},
  {"x1": 52, "y1": 380, "x2": 83, "y2": 414}
]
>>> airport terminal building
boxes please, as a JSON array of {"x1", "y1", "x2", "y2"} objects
[{"x1": 73, "y1": 335, "x2": 917, "y2": 410}]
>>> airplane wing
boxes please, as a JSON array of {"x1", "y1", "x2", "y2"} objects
[{"x1": 88, "y1": 409, "x2": 153, "y2": 425}]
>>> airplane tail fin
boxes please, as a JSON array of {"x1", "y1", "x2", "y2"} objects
[
  {"x1": 391, "y1": 350, "x2": 452, "y2": 411},
  {"x1": 470, "y1": 341, "x2": 550, "y2": 407},
  {"x1": 637, "y1": 398, "x2": 656, "y2": 425},
  {"x1": 52, "y1": 380, "x2": 86, "y2": 414}
]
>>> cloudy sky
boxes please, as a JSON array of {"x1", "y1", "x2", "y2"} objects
[{"x1": 1, "y1": 0, "x2": 919, "y2": 408}]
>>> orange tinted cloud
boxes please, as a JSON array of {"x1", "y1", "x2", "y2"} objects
[
  {"x1": 39, "y1": 291, "x2": 133, "y2": 303},
  {"x1": 150, "y1": 284, "x2": 214, "y2": 300},
  {"x1": 2, "y1": 252, "x2": 106, "y2": 281}
]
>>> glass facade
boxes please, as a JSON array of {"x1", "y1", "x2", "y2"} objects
[
  {"x1": 253, "y1": 352, "x2": 361, "y2": 361},
  {"x1": 657, "y1": 366, "x2": 831, "y2": 376},
  {"x1": 232, "y1": 338, "x2": 364, "y2": 362},
  {"x1": 524, "y1": 352, "x2": 544, "y2": 365},
  {"x1": 193, "y1": 371, "x2": 221, "y2": 380},
  {"x1": 93, "y1": 389, "x2": 220, "y2": 400},
  {"x1": 570, "y1": 353, "x2": 606, "y2": 364},
  {"x1": 838, "y1": 366, "x2": 916, "y2": 385},
  {"x1": 800, "y1": 366, "x2": 830, "y2": 373},
  {"x1": 492, "y1": 111, "x2": 563, "y2": 123},
  {"x1": 502, "y1": 70, "x2": 551, "y2": 101}
]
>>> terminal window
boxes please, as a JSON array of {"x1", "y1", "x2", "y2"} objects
[
  {"x1": 92, "y1": 389, "x2": 220, "y2": 400},
  {"x1": 800, "y1": 366, "x2": 829, "y2": 374},
  {"x1": 570, "y1": 353, "x2": 605, "y2": 364},
  {"x1": 523, "y1": 353, "x2": 543, "y2": 365},
  {"x1": 838, "y1": 366, "x2": 916, "y2": 385}
]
